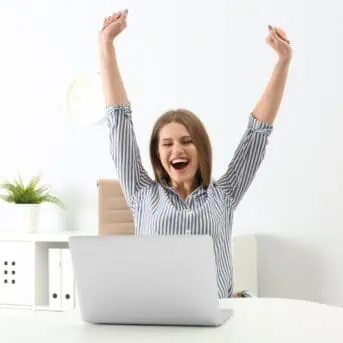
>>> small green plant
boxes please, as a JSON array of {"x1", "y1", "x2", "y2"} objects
[{"x1": 0, "y1": 174, "x2": 65, "y2": 208}]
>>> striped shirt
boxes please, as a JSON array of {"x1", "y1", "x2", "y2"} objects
[{"x1": 107, "y1": 104, "x2": 273, "y2": 298}]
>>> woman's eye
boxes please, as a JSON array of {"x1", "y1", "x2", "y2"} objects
[
  {"x1": 183, "y1": 140, "x2": 192, "y2": 144},
  {"x1": 163, "y1": 143, "x2": 172, "y2": 147}
]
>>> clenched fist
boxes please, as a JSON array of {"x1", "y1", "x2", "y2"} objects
[{"x1": 99, "y1": 9, "x2": 128, "y2": 44}]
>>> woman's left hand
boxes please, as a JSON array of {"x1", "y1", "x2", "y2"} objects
[{"x1": 266, "y1": 25, "x2": 292, "y2": 62}]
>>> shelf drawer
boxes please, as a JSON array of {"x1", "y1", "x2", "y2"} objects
[{"x1": 0, "y1": 241, "x2": 34, "y2": 305}]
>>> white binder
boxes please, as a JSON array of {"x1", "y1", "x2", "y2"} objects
[
  {"x1": 61, "y1": 248, "x2": 75, "y2": 310},
  {"x1": 48, "y1": 249, "x2": 62, "y2": 309}
]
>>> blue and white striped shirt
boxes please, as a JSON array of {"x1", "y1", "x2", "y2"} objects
[{"x1": 107, "y1": 104, "x2": 273, "y2": 298}]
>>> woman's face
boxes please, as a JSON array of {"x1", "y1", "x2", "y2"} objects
[{"x1": 158, "y1": 122, "x2": 199, "y2": 186}]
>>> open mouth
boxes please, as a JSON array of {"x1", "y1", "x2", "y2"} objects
[{"x1": 171, "y1": 159, "x2": 190, "y2": 171}]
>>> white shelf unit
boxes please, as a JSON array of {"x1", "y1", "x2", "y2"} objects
[{"x1": 0, "y1": 232, "x2": 89, "y2": 312}]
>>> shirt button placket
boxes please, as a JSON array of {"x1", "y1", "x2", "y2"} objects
[{"x1": 185, "y1": 203, "x2": 192, "y2": 235}]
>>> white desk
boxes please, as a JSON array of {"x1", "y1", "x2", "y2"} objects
[{"x1": 1, "y1": 298, "x2": 343, "y2": 343}]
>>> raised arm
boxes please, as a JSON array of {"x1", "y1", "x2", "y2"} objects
[
  {"x1": 216, "y1": 115, "x2": 273, "y2": 209},
  {"x1": 99, "y1": 10, "x2": 130, "y2": 106},
  {"x1": 99, "y1": 10, "x2": 152, "y2": 208},
  {"x1": 252, "y1": 26, "x2": 292, "y2": 124},
  {"x1": 216, "y1": 26, "x2": 291, "y2": 208}
]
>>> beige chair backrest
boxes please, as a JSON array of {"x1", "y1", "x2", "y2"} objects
[{"x1": 97, "y1": 179, "x2": 134, "y2": 235}]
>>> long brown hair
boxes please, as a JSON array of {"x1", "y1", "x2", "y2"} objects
[{"x1": 149, "y1": 108, "x2": 212, "y2": 187}]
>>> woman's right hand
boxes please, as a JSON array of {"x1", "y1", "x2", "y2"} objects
[{"x1": 99, "y1": 9, "x2": 128, "y2": 44}]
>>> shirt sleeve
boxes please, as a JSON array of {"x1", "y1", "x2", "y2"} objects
[
  {"x1": 107, "y1": 104, "x2": 153, "y2": 209},
  {"x1": 216, "y1": 113, "x2": 273, "y2": 209}
]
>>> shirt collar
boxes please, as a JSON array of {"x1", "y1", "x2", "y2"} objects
[{"x1": 161, "y1": 182, "x2": 207, "y2": 197}]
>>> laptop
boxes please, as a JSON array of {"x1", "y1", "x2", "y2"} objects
[{"x1": 68, "y1": 234, "x2": 233, "y2": 326}]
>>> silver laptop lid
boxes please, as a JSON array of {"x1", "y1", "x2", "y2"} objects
[{"x1": 69, "y1": 234, "x2": 225, "y2": 326}]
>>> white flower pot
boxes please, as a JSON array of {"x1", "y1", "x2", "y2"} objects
[
  {"x1": 38, "y1": 203, "x2": 67, "y2": 233},
  {"x1": 14, "y1": 204, "x2": 41, "y2": 233}
]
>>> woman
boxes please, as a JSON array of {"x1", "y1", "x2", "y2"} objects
[{"x1": 98, "y1": 9, "x2": 292, "y2": 298}]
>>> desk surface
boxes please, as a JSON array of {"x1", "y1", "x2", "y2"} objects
[{"x1": 1, "y1": 298, "x2": 343, "y2": 343}]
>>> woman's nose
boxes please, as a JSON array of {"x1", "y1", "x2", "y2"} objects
[{"x1": 173, "y1": 143, "x2": 184, "y2": 154}]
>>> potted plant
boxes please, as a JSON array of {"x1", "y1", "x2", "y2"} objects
[{"x1": 0, "y1": 174, "x2": 65, "y2": 233}]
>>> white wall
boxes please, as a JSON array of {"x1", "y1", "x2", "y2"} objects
[{"x1": 0, "y1": 0, "x2": 342, "y2": 306}]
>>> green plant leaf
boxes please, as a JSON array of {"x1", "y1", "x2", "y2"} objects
[
  {"x1": 17, "y1": 175, "x2": 24, "y2": 189},
  {"x1": 35, "y1": 185, "x2": 50, "y2": 196},
  {"x1": 0, "y1": 194, "x2": 10, "y2": 201},
  {"x1": 0, "y1": 182, "x2": 18, "y2": 193},
  {"x1": 0, "y1": 174, "x2": 65, "y2": 209},
  {"x1": 40, "y1": 195, "x2": 66, "y2": 209},
  {"x1": 27, "y1": 175, "x2": 41, "y2": 190}
]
